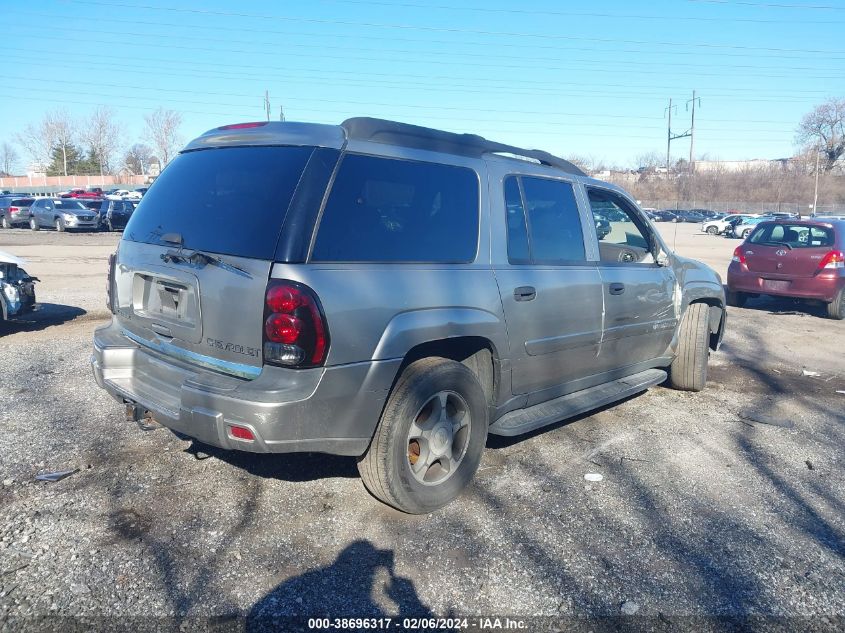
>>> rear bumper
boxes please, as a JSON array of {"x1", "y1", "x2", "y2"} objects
[
  {"x1": 91, "y1": 320, "x2": 399, "y2": 456},
  {"x1": 727, "y1": 264, "x2": 844, "y2": 302}
]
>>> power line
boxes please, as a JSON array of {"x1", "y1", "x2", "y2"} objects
[
  {"x1": 65, "y1": 0, "x2": 845, "y2": 55},
  {"x1": 689, "y1": 0, "x2": 845, "y2": 10},
  {"x1": 0, "y1": 50, "x2": 834, "y2": 102},
  {"x1": 11, "y1": 9, "x2": 845, "y2": 63},
  {"x1": 5, "y1": 18, "x2": 844, "y2": 81},
  {"x1": 327, "y1": 0, "x2": 845, "y2": 23}
]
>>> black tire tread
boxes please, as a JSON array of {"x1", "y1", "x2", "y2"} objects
[{"x1": 669, "y1": 302, "x2": 711, "y2": 392}]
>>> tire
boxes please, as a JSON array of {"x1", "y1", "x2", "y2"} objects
[
  {"x1": 827, "y1": 288, "x2": 844, "y2": 320},
  {"x1": 1, "y1": 216, "x2": 9, "y2": 229},
  {"x1": 107, "y1": 220, "x2": 115, "y2": 232},
  {"x1": 357, "y1": 357, "x2": 488, "y2": 514},
  {"x1": 55, "y1": 218, "x2": 65, "y2": 232},
  {"x1": 742, "y1": 229, "x2": 752, "y2": 239},
  {"x1": 30, "y1": 217, "x2": 39, "y2": 231},
  {"x1": 706, "y1": 226, "x2": 718, "y2": 235},
  {"x1": 726, "y1": 290, "x2": 747, "y2": 308},
  {"x1": 668, "y1": 302, "x2": 711, "y2": 392}
]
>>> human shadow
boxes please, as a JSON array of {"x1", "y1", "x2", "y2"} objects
[{"x1": 246, "y1": 540, "x2": 436, "y2": 632}]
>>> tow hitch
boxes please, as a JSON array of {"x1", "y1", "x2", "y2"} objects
[{"x1": 124, "y1": 402, "x2": 162, "y2": 431}]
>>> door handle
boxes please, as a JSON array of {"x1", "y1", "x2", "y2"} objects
[
  {"x1": 608, "y1": 283, "x2": 625, "y2": 295},
  {"x1": 513, "y1": 286, "x2": 536, "y2": 302}
]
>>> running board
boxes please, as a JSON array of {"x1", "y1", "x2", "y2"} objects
[{"x1": 489, "y1": 369, "x2": 667, "y2": 437}]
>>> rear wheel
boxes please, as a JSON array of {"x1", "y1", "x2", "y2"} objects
[
  {"x1": 357, "y1": 357, "x2": 488, "y2": 514},
  {"x1": 30, "y1": 217, "x2": 39, "y2": 231},
  {"x1": 726, "y1": 290, "x2": 748, "y2": 308},
  {"x1": 668, "y1": 302, "x2": 711, "y2": 392},
  {"x1": 742, "y1": 228, "x2": 752, "y2": 239},
  {"x1": 706, "y1": 226, "x2": 718, "y2": 235},
  {"x1": 107, "y1": 219, "x2": 114, "y2": 232},
  {"x1": 1, "y1": 216, "x2": 9, "y2": 229},
  {"x1": 827, "y1": 288, "x2": 844, "y2": 320}
]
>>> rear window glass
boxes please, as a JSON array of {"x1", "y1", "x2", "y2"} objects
[
  {"x1": 311, "y1": 154, "x2": 479, "y2": 263},
  {"x1": 12, "y1": 198, "x2": 34, "y2": 206},
  {"x1": 750, "y1": 223, "x2": 835, "y2": 248},
  {"x1": 124, "y1": 146, "x2": 314, "y2": 259}
]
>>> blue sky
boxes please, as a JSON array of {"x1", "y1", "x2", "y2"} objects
[{"x1": 0, "y1": 0, "x2": 843, "y2": 169}]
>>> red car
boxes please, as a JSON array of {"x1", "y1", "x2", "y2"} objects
[
  {"x1": 61, "y1": 187, "x2": 103, "y2": 199},
  {"x1": 727, "y1": 219, "x2": 844, "y2": 319}
]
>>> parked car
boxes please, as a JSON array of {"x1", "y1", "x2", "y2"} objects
[
  {"x1": 594, "y1": 214, "x2": 611, "y2": 240},
  {"x1": 91, "y1": 118, "x2": 726, "y2": 513},
  {"x1": 674, "y1": 210, "x2": 707, "y2": 223},
  {"x1": 99, "y1": 199, "x2": 135, "y2": 231},
  {"x1": 61, "y1": 187, "x2": 104, "y2": 199},
  {"x1": 727, "y1": 216, "x2": 769, "y2": 239},
  {"x1": 701, "y1": 213, "x2": 759, "y2": 236},
  {"x1": 106, "y1": 189, "x2": 131, "y2": 200},
  {"x1": 727, "y1": 219, "x2": 844, "y2": 319},
  {"x1": 29, "y1": 198, "x2": 100, "y2": 232},
  {"x1": 0, "y1": 250, "x2": 38, "y2": 326},
  {"x1": 651, "y1": 210, "x2": 678, "y2": 222},
  {"x1": 689, "y1": 208, "x2": 719, "y2": 219},
  {"x1": 128, "y1": 187, "x2": 148, "y2": 199},
  {"x1": 0, "y1": 196, "x2": 35, "y2": 228}
]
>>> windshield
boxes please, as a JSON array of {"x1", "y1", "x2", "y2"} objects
[
  {"x1": 55, "y1": 199, "x2": 86, "y2": 210},
  {"x1": 124, "y1": 146, "x2": 314, "y2": 259}
]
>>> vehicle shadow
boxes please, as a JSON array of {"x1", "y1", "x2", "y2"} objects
[
  {"x1": 0, "y1": 302, "x2": 89, "y2": 333},
  {"x1": 246, "y1": 540, "x2": 438, "y2": 631},
  {"x1": 731, "y1": 293, "x2": 829, "y2": 319},
  {"x1": 182, "y1": 440, "x2": 360, "y2": 482}
]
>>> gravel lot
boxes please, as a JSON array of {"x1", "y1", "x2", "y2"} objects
[{"x1": 1, "y1": 224, "x2": 843, "y2": 628}]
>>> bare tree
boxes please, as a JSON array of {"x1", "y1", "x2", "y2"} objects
[
  {"x1": 796, "y1": 97, "x2": 845, "y2": 172},
  {"x1": 17, "y1": 110, "x2": 78, "y2": 176},
  {"x1": 123, "y1": 143, "x2": 155, "y2": 175},
  {"x1": 81, "y1": 106, "x2": 122, "y2": 176},
  {"x1": 144, "y1": 108, "x2": 183, "y2": 165},
  {"x1": 0, "y1": 142, "x2": 18, "y2": 176},
  {"x1": 46, "y1": 110, "x2": 78, "y2": 176}
]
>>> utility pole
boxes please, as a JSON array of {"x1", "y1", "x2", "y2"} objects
[
  {"x1": 687, "y1": 90, "x2": 701, "y2": 172},
  {"x1": 665, "y1": 98, "x2": 691, "y2": 171},
  {"x1": 811, "y1": 146, "x2": 821, "y2": 218},
  {"x1": 279, "y1": 105, "x2": 285, "y2": 122},
  {"x1": 264, "y1": 91, "x2": 271, "y2": 121}
]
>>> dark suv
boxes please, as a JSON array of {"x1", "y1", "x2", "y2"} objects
[{"x1": 92, "y1": 119, "x2": 726, "y2": 513}]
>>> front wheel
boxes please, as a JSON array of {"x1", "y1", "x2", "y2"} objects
[
  {"x1": 30, "y1": 217, "x2": 39, "y2": 231},
  {"x1": 55, "y1": 218, "x2": 65, "y2": 232},
  {"x1": 668, "y1": 302, "x2": 711, "y2": 392},
  {"x1": 827, "y1": 288, "x2": 844, "y2": 320},
  {"x1": 706, "y1": 226, "x2": 718, "y2": 235},
  {"x1": 357, "y1": 357, "x2": 488, "y2": 514}
]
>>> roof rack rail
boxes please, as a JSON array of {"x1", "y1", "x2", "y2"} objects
[{"x1": 341, "y1": 117, "x2": 585, "y2": 176}]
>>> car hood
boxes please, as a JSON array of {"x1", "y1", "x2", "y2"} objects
[{"x1": 0, "y1": 250, "x2": 27, "y2": 266}]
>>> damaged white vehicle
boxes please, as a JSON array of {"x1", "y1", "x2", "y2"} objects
[{"x1": 0, "y1": 250, "x2": 38, "y2": 325}]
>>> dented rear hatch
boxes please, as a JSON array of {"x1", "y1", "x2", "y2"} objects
[{"x1": 114, "y1": 144, "x2": 317, "y2": 379}]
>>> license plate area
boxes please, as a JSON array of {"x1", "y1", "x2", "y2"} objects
[
  {"x1": 132, "y1": 273, "x2": 200, "y2": 334},
  {"x1": 763, "y1": 279, "x2": 791, "y2": 292}
]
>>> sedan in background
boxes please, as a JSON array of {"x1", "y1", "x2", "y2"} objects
[
  {"x1": 651, "y1": 210, "x2": 678, "y2": 222},
  {"x1": 727, "y1": 219, "x2": 844, "y2": 319},
  {"x1": 674, "y1": 210, "x2": 707, "y2": 223},
  {"x1": 0, "y1": 197, "x2": 35, "y2": 228},
  {"x1": 29, "y1": 198, "x2": 100, "y2": 232}
]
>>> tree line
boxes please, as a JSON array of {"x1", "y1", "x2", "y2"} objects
[{"x1": 0, "y1": 107, "x2": 183, "y2": 178}]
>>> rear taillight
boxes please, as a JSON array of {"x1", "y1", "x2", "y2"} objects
[
  {"x1": 732, "y1": 246, "x2": 747, "y2": 265},
  {"x1": 106, "y1": 251, "x2": 117, "y2": 313},
  {"x1": 818, "y1": 250, "x2": 844, "y2": 270},
  {"x1": 9, "y1": 206, "x2": 19, "y2": 213},
  {"x1": 263, "y1": 280, "x2": 329, "y2": 368}
]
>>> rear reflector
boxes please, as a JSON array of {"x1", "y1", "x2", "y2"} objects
[
  {"x1": 818, "y1": 250, "x2": 844, "y2": 270},
  {"x1": 228, "y1": 425, "x2": 255, "y2": 441},
  {"x1": 732, "y1": 246, "x2": 747, "y2": 265},
  {"x1": 217, "y1": 122, "x2": 268, "y2": 130}
]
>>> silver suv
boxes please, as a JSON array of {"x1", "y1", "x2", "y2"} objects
[{"x1": 92, "y1": 119, "x2": 726, "y2": 513}]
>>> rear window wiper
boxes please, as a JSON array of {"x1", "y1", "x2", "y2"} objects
[
  {"x1": 161, "y1": 247, "x2": 252, "y2": 278},
  {"x1": 759, "y1": 241, "x2": 793, "y2": 250}
]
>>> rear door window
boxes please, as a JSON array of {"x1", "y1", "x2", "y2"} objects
[
  {"x1": 503, "y1": 175, "x2": 586, "y2": 264},
  {"x1": 124, "y1": 146, "x2": 314, "y2": 259},
  {"x1": 311, "y1": 154, "x2": 479, "y2": 263}
]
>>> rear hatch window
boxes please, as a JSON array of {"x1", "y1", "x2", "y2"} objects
[
  {"x1": 124, "y1": 146, "x2": 314, "y2": 259},
  {"x1": 12, "y1": 198, "x2": 34, "y2": 206}
]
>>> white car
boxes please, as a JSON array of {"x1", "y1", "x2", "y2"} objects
[
  {"x1": 124, "y1": 190, "x2": 144, "y2": 200},
  {"x1": 106, "y1": 189, "x2": 131, "y2": 200},
  {"x1": 700, "y1": 214, "x2": 759, "y2": 235}
]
